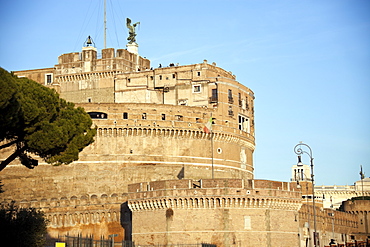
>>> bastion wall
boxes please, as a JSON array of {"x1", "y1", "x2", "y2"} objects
[
  {"x1": 127, "y1": 179, "x2": 360, "y2": 247},
  {"x1": 128, "y1": 179, "x2": 302, "y2": 247}
]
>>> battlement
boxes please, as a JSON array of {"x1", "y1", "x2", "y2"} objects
[
  {"x1": 127, "y1": 179, "x2": 302, "y2": 212},
  {"x1": 129, "y1": 179, "x2": 299, "y2": 192},
  {"x1": 55, "y1": 47, "x2": 150, "y2": 74}
]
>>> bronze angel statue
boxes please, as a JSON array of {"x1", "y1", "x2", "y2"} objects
[{"x1": 126, "y1": 18, "x2": 140, "y2": 44}]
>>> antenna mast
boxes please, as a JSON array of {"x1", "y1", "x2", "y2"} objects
[{"x1": 104, "y1": 0, "x2": 107, "y2": 49}]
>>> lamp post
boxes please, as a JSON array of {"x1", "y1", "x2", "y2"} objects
[
  {"x1": 294, "y1": 142, "x2": 319, "y2": 247},
  {"x1": 296, "y1": 172, "x2": 312, "y2": 247}
]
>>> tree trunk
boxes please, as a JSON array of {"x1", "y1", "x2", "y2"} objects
[
  {"x1": 0, "y1": 146, "x2": 26, "y2": 171},
  {"x1": 0, "y1": 139, "x2": 18, "y2": 150}
]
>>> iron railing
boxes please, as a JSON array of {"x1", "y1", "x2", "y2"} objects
[{"x1": 45, "y1": 235, "x2": 216, "y2": 247}]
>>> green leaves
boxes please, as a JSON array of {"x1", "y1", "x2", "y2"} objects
[
  {"x1": 0, "y1": 69, "x2": 21, "y2": 141},
  {"x1": 0, "y1": 67, "x2": 96, "y2": 170},
  {"x1": 0, "y1": 202, "x2": 48, "y2": 247}
]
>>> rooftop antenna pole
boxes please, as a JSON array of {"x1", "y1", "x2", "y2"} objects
[{"x1": 104, "y1": 0, "x2": 107, "y2": 49}]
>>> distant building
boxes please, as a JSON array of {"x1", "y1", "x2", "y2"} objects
[
  {"x1": 291, "y1": 165, "x2": 370, "y2": 209},
  {"x1": 316, "y1": 178, "x2": 370, "y2": 209},
  {"x1": 342, "y1": 198, "x2": 370, "y2": 239}
]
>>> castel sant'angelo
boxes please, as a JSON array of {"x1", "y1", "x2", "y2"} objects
[{"x1": 1, "y1": 18, "x2": 369, "y2": 247}]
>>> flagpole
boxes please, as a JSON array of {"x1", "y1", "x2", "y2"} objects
[
  {"x1": 104, "y1": 0, "x2": 107, "y2": 49},
  {"x1": 360, "y1": 165, "x2": 364, "y2": 200},
  {"x1": 211, "y1": 113, "x2": 214, "y2": 179},
  {"x1": 203, "y1": 114, "x2": 214, "y2": 179}
]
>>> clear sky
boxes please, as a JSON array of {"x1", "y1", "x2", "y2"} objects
[{"x1": 0, "y1": 0, "x2": 369, "y2": 186}]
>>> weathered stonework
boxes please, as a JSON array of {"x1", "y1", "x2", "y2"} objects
[
  {"x1": 128, "y1": 179, "x2": 301, "y2": 246},
  {"x1": 342, "y1": 199, "x2": 370, "y2": 240},
  {"x1": 0, "y1": 43, "x2": 364, "y2": 246},
  {"x1": 128, "y1": 179, "x2": 360, "y2": 247},
  {"x1": 1, "y1": 45, "x2": 256, "y2": 242}
]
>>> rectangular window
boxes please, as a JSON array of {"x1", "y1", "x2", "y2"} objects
[
  {"x1": 228, "y1": 106, "x2": 234, "y2": 116},
  {"x1": 193, "y1": 85, "x2": 201, "y2": 93},
  {"x1": 45, "y1": 73, "x2": 53, "y2": 85},
  {"x1": 172, "y1": 74, "x2": 176, "y2": 79},
  {"x1": 209, "y1": 88, "x2": 218, "y2": 103},
  {"x1": 238, "y1": 93, "x2": 242, "y2": 107},
  {"x1": 228, "y1": 89, "x2": 233, "y2": 104},
  {"x1": 161, "y1": 114, "x2": 166, "y2": 120},
  {"x1": 197, "y1": 71, "x2": 201, "y2": 76},
  {"x1": 238, "y1": 115, "x2": 250, "y2": 133},
  {"x1": 123, "y1": 112, "x2": 128, "y2": 119},
  {"x1": 142, "y1": 113, "x2": 147, "y2": 120},
  {"x1": 244, "y1": 216, "x2": 251, "y2": 230},
  {"x1": 212, "y1": 88, "x2": 218, "y2": 99}
]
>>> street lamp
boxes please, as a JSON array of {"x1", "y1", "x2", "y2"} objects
[
  {"x1": 294, "y1": 142, "x2": 319, "y2": 247},
  {"x1": 296, "y1": 172, "x2": 312, "y2": 247}
]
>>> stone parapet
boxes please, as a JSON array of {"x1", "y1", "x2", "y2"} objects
[
  {"x1": 127, "y1": 179, "x2": 302, "y2": 246},
  {"x1": 128, "y1": 179, "x2": 302, "y2": 211}
]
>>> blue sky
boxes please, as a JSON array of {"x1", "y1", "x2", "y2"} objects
[{"x1": 0, "y1": 0, "x2": 369, "y2": 186}]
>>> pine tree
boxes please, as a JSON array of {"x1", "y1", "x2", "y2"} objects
[{"x1": 0, "y1": 67, "x2": 96, "y2": 171}]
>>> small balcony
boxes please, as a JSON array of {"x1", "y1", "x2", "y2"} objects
[
  {"x1": 228, "y1": 97, "x2": 234, "y2": 104},
  {"x1": 209, "y1": 96, "x2": 218, "y2": 104}
]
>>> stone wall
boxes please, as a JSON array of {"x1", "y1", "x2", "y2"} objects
[
  {"x1": 342, "y1": 199, "x2": 370, "y2": 239},
  {"x1": 298, "y1": 204, "x2": 358, "y2": 246},
  {"x1": 127, "y1": 179, "x2": 362, "y2": 247},
  {"x1": 128, "y1": 179, "x2": 302, "y2": 247}
]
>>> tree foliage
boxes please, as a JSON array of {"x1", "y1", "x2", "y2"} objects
[
  {"x1": 0, "y1": 67, "x2": 96, "y2": 171},
  {"x1": 0, "y1": 202, "x2": 48, "y2": 247}
]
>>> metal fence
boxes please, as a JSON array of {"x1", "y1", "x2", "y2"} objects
[
  {"x1": 133, "y1": 243, "x2": 217, "y2": 247},
  {"x1": 46, "y1": 235, "x2": 112, "y2": 247},
  {"x1": 45, "y1": 235, "x2": 216, "y2": 247},
  {"x1": 134, "y1": 245, "x2": 215, "y2": 247}
]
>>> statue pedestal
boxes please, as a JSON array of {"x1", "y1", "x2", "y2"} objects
[{"x1": 127, "y1": 42, "x2": 138, "y2": 55}]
